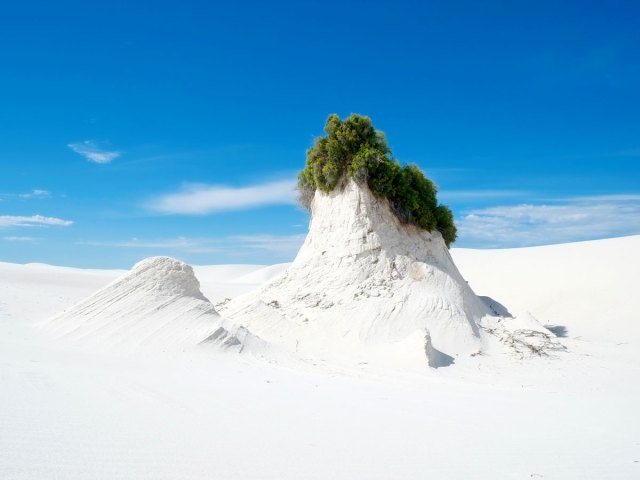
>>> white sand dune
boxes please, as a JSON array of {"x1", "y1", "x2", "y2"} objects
[
  {"x1": 1, "y1": 236, "x2": 639, "y2": 479},
  {"x1": 453, "y1": 235, "x2": 640, "y2": 344},
  {"x1": 0, "y1": 261, "x2": 124, "y2": 323},
  {"x1": 42, "y1": 256, "x2": 266, "y2": 354},
  {"x1": 222, "y1": 181, "x2": 560, "y2": 370}
]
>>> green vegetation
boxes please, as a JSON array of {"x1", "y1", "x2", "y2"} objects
[{"x1": 298, "y1": 114, "x2": 457, "y2": 247}]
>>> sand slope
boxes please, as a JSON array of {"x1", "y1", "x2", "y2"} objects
[
  {"x1": 1, "y1": 237, "x2": 638, "y2": 479},
  {"x1": 43, "y1": 256, "x2": 262, "y2": 353},
  {"x1": 223, "y1": 181, "x2": 559, "y2": 369}
]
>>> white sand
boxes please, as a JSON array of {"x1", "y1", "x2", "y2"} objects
[{"x1": 1, "y1": 235, "x2": 639, "y2": 478}]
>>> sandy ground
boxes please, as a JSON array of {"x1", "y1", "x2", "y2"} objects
[{"x1": 1, "y1": 236, "x2": 639, "y2": 479}]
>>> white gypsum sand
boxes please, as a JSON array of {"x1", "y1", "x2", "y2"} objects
[
  {"x1": 0, "y1": 235, "x2": 639, "y2": 478},
  {"x1": 222, "y1": 180, "x2": 560, "y2": 370},
  {"x1": 42, "y1": 256, "x2": 269, "y2": 355}
]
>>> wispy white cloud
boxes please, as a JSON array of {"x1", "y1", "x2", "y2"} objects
[
  {"x1": 68, "y1": 141, "x2": 120, "y2": 164},
  {"x1": 147, "y1": 179, "x2": 297, "y2": 214},
  {"x1": 1, "y1": 189, "x2": 51, "y2": 200},
  {"x1": 79, "y1": 233, "x2": 305, "y2": 258},
  {"x1": 2, "y1": 236, "x2": 38, "y2": 242},
  {"x1": 561, "y1": 194, "x2": 640, "y2": 203},
  {"x1": 440, "y1": 189, "x2": 528, "y2": 201},
  {"x1": 80, "y1": 237, "x2": 220, "y2": 253},
  {"x1": 19, "y1": 189, "x2": 50, "y2": 199},
  {"x1": 0, "y1": 215, "x2": 73, "y2": 228},
  {"x1": 230, "y1": 234, "x2": 306, "y2": 256},
  {"x1": 457, "y1": 194, "x2": 640, "y2": 247}
]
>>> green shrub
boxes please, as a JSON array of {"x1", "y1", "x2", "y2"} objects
[{"x1": 298, "y1": 114, "x2": 457, "y2": 247}]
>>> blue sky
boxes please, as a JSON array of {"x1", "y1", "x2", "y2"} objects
[{"x1": 1, "y1": 0, "x2": 639, "y2": 268}]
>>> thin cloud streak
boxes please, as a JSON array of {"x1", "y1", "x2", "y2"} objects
[
  {"x1": 68, "y1": 141, "x2": 120, "y2": 164},
  {"x1": 440, "y1": 189, "x2": 529, "y2": 201},
  {"x1": 0, "y1": 215, "x2": 73, "y2": 228},
  {"x1": 80, "y1": 237, "x2": 220, "y2": 253},
  {"x1": 1, "y1": 189, "x2": 51, "y2": 200},
  {"x1": 79, "y1": 233, "x2": 306, "y2": 258},
  {"x1": 2, "y1": 236, "x2": 38, "y2": 242},
  {"x1": 230, "y1": 234, "x2": 306, "y2": 256},
  {"x1": 19, "y1": 189, "x2": 50, "y2": 199},
  {"x1": 563, "y1": 193, "x2": 640, "y2": 203},
  {"x1": 456, "y1": 194, "x2": 640, "y2": 247},
  {"x1": 147, "y1": 179, "x2": 297, "y2": 214}
]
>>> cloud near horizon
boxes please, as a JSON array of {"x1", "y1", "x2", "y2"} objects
[
  {"x1": 79, "y1": 233, "x2": 305, "y2": 258},
  {"x1": 80, "y1": 236, "x2": 218, "y2": 253},
  {"x1": 229, "y1": 234, "x2": 306, "y2": 256},
  {"x1": 456, "y1": 194, "x2": 640, "y2": 247},
  {"x1": 439, "y1": 189, "x2": 529, "y2": 201},
  {"x1": 147, "y1": 179, "x2": 297, "y2": 214},
  {"x1": 2, "y1": 236, "x2": 38, "y2": 242},
  {"x1": 68, "y1": 141, "x2": 120, "y2": 164},
  {"x1": 0, "y1": 215, "x2": 73, "y2": 228}
]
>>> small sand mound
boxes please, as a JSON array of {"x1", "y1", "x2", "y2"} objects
[{"x1": 44, "y1": 257, "x2": 261, "y2": 352}]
